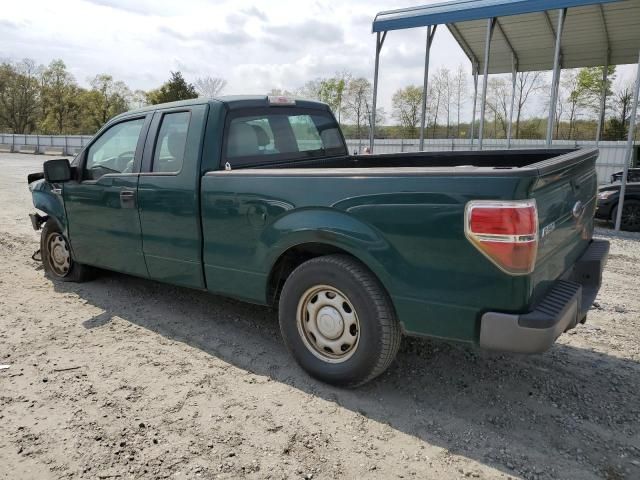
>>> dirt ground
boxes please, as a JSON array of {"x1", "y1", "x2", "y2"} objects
[{"x1": 1, "y1": 153, "x2": 639, "y2": 480}]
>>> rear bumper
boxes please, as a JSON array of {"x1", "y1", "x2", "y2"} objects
[{"x1": 479, "y1": 239, "x2": 610, "y2": 353}]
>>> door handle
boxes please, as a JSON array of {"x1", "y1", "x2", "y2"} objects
[{"x1": 120, "y1": 190, "x2": 136, "y2": 208}]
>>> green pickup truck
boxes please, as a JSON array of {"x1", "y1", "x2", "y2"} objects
[{"x1": 28, "y1": 96, "x2": 609, "y2": 386}]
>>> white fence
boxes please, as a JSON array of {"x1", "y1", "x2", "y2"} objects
[
  {"x1": 0, "y1": 133, "x2": 92, "y2": 155},
  {"x1": 0, "y1": 133, "x2": 635, "y2": 185},
  {"x1": 346, "y1": 138, "x2": 638, "y2": 185}
]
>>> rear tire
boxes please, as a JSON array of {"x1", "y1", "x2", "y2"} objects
[
  {"x1": 612, "y1": 199, "x2": 640, "y2": 232},
  {"x1": 41, "y1": 220, "x2": 91, "y2": 282},
  {"x1": 278, "y1": 254, "x2": 401, "y2": 387}
]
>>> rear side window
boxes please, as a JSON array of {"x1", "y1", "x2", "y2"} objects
[
  {"x1": 224, "y1": 109, "x2": 345, "y2": 167},
  {"x1": 153, "y1": 112, "x2": 190, "y2": 173}
]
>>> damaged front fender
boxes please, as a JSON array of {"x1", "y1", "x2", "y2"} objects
[{"x1": 29, "y1": 178, "x2": 67, "y2": 233}]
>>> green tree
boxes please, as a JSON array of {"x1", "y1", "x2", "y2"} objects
[
  {"x1": 146, "y1": 71, "x2": 197, "y2": 105},
  {"x1": 319, "y1": 74, "x2": 349, "y2": 123},
  {"x1": 81, "y1": 74, "x2": 130, "y2": 131},
  {"x1": 576, "y1": 66, "x2": 616, "y2": 113},
  {"x1": 556, "y1": 66, "x2": 616, "y2": 139},
  {"x1": 558, "y1": 70, "x2": 584, "y2": 139},
  {"x1": 392, "y1": 85, "x2": 423, "y2": 138},
  {"x1": 0, "y1": 59, "x2": 41, "y2": 133},
  {"x1": 39, "y1": 60, "x2": 81, "y2": 134},
  {"x1": 300, "y1": 73, "x2": 350, "y2": 122}
]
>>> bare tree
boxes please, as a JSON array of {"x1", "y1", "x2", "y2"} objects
[
  {"x1": 298, "y1": 79, "x2": 323, "y2": 100},
  {"x1": 514, "y1": 72, "x2": 548, "y2": 138},
  {"x1": 606, "y1": 80, "x2": 635, "y2": 140},
  {"x1": 363, "y1": 97, "x2": 385, "y2": 143},
  {"x1": 452, "y1": 64, "x2": 468, "y2": 138},
  {"x1": 268, "y1": 88, "x2": 295, "y2": 97},
  {"x1": 343, "y1": 78, "x2": 372, "y2": 149},
  {"x1": 435, "y1": 68, "x2": 452, "y2": 137},
  {"x1": 486, "y1": 77, "x2": 510, "y2": 138},
  {"x1": 128, "y1": 89, "x2": 148, "y2": 110},
  {"x1": 194, "y1": 76, "x2": 227, "y2": 98},
  {"x1": 430, "y1": 70, "x2": 443, "y2": 138}
]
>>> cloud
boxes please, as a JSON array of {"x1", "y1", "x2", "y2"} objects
[
  {"x1": 197, "y1": 30, "x2": 253, "y2": 46},
  {"x1": 82, "y1": 0, "x2": 186, "y2": 16},
  {"x1": 262, "y1": 20, "x2": 345, "y2": 50},
  {"x1": 0, "y1": 19, "x2": 20, "y2": 30},
  {"x1": 157, "y1": 25, "x2": 252, "y2": 47},
  {"x1": 241, "y1": 6, "x2": 267, "y2": 21},
  {"x1": 157, "y1": 26, "x2": 189, "y2": 42},
  {"x1": 2, "y1": 0, "x2": 487, "y2": 115}
]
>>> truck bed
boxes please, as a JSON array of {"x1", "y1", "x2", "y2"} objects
[
  {"x1": 255, "y1": 148, "x2": 578, "y2": 171},
  {"x1": 202, "y1": 147, "x2": 599, "y2": 341}
]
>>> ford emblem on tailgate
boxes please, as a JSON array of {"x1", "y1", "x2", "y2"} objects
[{"x1": 572, "y1": 200, "x2": 585, "y2": 219}]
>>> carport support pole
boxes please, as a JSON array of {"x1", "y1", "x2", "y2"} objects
[
  {"x1": 419, "y1": 25, "x2": 437, "y2": 151},
  {"x1": 596, "y1": 54, "x2": 610, "y2": 146},
  {"x1": 470, "y1": 65, "x2": 478, "y2": 148},
  {"x1": 478, "y1": 18, "x2": 496, "y2": 151},
  {"x1": 370, "y1": 31, "x2": 386, "y2": 153},
  {"x1": 507, "y1": 55, "x2": 518, "y2": 149},
  {"x1": 546, "y1": 8, "x2": 567, "y2": 146},
  {"x1": 614, "y1": 50, "x2": 640, "y2": 231}
]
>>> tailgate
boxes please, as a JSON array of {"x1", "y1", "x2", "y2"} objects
[{"x1": 529, "y1": 149, "x2": 599, "y2": 303}]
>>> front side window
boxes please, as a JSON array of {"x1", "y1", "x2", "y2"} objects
[
  {"x1": 225, "y1": 109, "x2": 345, "y2": 166},
  {"x1": 152, "y1": 112, "x2": 190, "y2": 173},
  {"x1": 85, "y1": 118, "x2": 145, "y2": 180}
]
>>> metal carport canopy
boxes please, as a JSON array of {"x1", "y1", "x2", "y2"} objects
[{"x1": 372, "y1": 0, "x2": 640, "y2": 74}]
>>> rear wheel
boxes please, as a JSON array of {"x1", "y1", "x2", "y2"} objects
[
  {"x1": 41, "y1": 220, "x2": 91, "y2": 282},
  {"x1": 612, "y1": 199, "x2": 640, "y2": 232},
  {"x1": 278, "y1": 254, "x2": 401, "y2": 387}
]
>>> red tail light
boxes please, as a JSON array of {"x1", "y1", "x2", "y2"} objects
[{"x1": 464, "y1": 200, "x2": 538, "y2": 275}]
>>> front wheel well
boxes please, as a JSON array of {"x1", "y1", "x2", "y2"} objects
[{"x1": 267, "y1": 243, "x2": 356, "y2": 306}]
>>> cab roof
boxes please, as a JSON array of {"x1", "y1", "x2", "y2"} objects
[{"x1": 115, "y1": 95, "x2": 331, "y2": 120}]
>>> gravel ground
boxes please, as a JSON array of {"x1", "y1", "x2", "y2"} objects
[{"x1": 1, "y1": 153, "x2": 639, "y2": 480}]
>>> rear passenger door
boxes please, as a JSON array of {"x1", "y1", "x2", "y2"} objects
[{"x1": 137, "y1": 105, "x2": 208, "y2": 288}]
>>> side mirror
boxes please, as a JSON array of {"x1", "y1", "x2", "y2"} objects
[{"x1": 43, "y1": 158, "x2": 72, "y2": 183}]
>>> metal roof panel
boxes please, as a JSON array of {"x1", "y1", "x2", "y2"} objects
[
  {"x1": 374, "y1": 0, "x2": 639, "y2": 73},
  {"x1": 373, "y1": 0, "x2": 620, "y2": 32}
]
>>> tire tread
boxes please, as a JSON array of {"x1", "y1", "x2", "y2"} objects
[
  {"x1": 280, "y1": 254, "x2": 401, "y2": 387},
  {"x1": 41, "y1": 220, "x2": 91, "y2": 282}
]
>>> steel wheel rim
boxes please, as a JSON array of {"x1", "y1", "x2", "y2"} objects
[
  {"x1": 46, "y1": 233, "x2": 71, "y2": 277},
  {"x1": 622, "y1": 204, "x2": 640, "y2": 230},
  {"x1": 296, "y1": 285, "x2": 360, "y2": 363}
]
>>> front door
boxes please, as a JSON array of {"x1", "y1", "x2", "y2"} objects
[{"x1": 64, "y1": 115, "x2": 151, "y2": 277}]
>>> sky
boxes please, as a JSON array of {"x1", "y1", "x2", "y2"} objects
[
  {"x1": 0, "y1": 0, "x2": 473, "y2": 114},
  {"x1": 1, "y1": 0, "x2": 636, "y2": 119}
]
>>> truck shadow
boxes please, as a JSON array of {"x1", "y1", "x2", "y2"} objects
[{"x1": 54, "y1": 270, "x2": 639, "y2": 479}]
